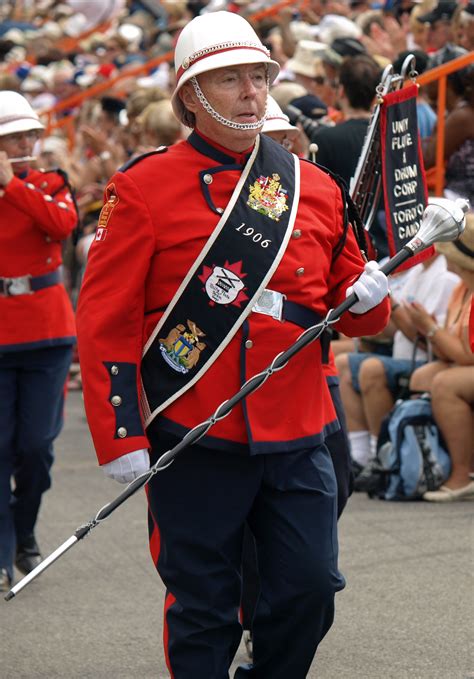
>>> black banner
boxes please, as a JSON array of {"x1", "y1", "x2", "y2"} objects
[{"x1": 380, "y1": 84, "x2": 433, "y2": 270}]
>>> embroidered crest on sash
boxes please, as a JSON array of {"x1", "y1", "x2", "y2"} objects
[
  {"x1": 159, "y1": 320, "x2": 206, "y2": 373},
  {"x1": 198, "y1": 261, "x2": 249, "y2": 307},
  {"x1": 247, "y1": 173, "x2": 289, "y2": 222}
]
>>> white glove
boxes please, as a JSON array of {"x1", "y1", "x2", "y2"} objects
[
  {"x1": 346, "y1": 261, "x2": 389, "y2": 314},
  {"x1": 102, "y1": 449, "x2": 150, "y2": 484}
]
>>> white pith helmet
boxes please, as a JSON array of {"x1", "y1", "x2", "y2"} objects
[
  {"x1": 262, "y1": 96, "x2": 299, "y2": 136},
  {"x1": 171, "y1": 11, "x2": 280, "y2": 124},
  {"x1": 0, "y1": 90, "x2": 45, "y2": 137}
]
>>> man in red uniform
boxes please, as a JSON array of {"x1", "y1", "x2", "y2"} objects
[
  {"x1": 77, "y1": 11, "x2": 390, "y2": 678},
  {"x1": 0, "y1": 92, "x2": 77, "y2": 592}
]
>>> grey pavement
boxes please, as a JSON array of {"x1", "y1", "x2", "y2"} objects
[{"x1": 1, "y1": 391, "x2": 473, "y2": 679}]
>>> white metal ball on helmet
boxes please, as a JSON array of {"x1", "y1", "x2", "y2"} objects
[
  {"x1": 171, "y1": 11, "x2": 280, "y2": 125},
  {"x1": 0, "y1": 90, "x2": 45, "y2": 137}
]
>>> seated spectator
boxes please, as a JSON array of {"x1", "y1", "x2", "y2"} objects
[
  {"x1": 311, "y1": 53, "x2": 390, "y2": 259},
  {"x1": 424, "y1": 362, "x2": 474, "y2": 501},
  {"x1": 355, "y1": 7, "x2": 407, "y2": 64},
  {"x1": 457, "y1": 0, "x2": 474, "y2": 51},
  {"x1": 285, "y1": 39, "x2": 340, "y2": 113},
  {"x1": 416, "y1": 0, "x2": 458, "y2": 52},
  {"x1": 331, "y1": 261, "x2": 412, "y2": 357},
  {"x1": 407, "y1": 216, "x2": 474, "y2": 501},
  {"x1": 270, "y1": 80, "x2": 331, "y2": 151},
  {"x1": 75, "y1": 95, "x2": 128, "y2": 186},
  {"x1": 124, "y1": 86, "x2": 169, "y2": 151},
  {"x1": 336, "y1": 253, "x2": 459, "y2": 472},
  {"x1": 135, "y1": 99, "x2": 184, "y2": 151},
  {"x1": 407, "y1": 2, "x2": 434, "y2": 52},
  {"x1": 422, "y1": 48, "x2": 474, "y2": 208},
  {"x1": 311, "y1": 54, "x2": 381, "y2": 186},
  {"x1": 392, "y1": 50, "x2": 437, "y2": 139}
]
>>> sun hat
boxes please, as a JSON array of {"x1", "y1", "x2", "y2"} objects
[
  {"x1": 436, "y1": 213, "x2": 474, "y2": 272},
  {"x1": 286, "y1": 40, "x2": 328, "y2": 78}
]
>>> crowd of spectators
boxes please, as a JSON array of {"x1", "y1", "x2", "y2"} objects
[{"x1": 1, "y1": 0, "x2": 473, "y2": 500}]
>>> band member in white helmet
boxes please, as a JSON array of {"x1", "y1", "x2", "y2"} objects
[
  {"x1": 0, "y1": 91, "x2": 77, "y2": 592},
  {"x1": 77, "y1": 11, "x2": 390, "y2": 677}
]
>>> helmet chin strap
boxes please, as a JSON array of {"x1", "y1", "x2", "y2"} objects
[{"x1": 191, "y1": 76, "x2": 268, "y2": 131}]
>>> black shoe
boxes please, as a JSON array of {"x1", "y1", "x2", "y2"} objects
[
  {"x1": 351, "y1": 460, "x2": 365, "y2": 480},
  {"x1": 15, "y1": 536, "x2": 42, "y2": 575},
  {"x1": 0, "y1": 568, "x2": 12, "y2": 593},
  {"x1": 353, "y1": 459, "x2": 387, "y2": 497}
]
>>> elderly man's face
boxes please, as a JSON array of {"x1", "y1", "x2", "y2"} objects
[{"x1": 180, "y1": 63, "x2": 268, "y2": 151}]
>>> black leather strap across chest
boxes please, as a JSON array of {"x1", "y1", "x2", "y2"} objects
[{"x1": 140, "y1": 134, "x2": 300, "y2": 425}]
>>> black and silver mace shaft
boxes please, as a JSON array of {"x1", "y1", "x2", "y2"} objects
[{"x1": 5, "y1": 197, "x2": 468, "y2": 602}]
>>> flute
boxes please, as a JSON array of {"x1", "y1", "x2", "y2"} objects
[{"x1": 8, "y1": 155, "x2": 37, "y2": 163}]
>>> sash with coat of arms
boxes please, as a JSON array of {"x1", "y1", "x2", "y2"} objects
[{"x1": 140, "y1": 134, "x2": 300, "y2": 425}]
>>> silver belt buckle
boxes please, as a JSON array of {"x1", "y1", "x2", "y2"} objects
[
  {"x1": 4, "y1": 275, "x2": 32, "y2": 296},
  {"x1": 252, "y1": 288, "x2": 286, "y2": 322}
]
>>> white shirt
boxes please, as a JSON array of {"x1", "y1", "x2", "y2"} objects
[{"x1": 392, "y1": 255, "x2": 459, "y2": 360}]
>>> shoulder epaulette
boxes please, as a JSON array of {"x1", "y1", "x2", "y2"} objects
[
  {"x1": 39, "y1": 167, "x2": 69, "y2": 181},
  {"x1": 119, "y1": 146, "x2": 168, "y2": 173},
  {"x1": 39, "y1": 167, "x2": 80, "y2": 236}
]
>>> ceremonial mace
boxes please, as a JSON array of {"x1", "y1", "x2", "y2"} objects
[{"x1": 5, "y1": 196, "x2": 469, "y2": 603}]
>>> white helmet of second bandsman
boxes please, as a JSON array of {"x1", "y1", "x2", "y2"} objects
[
  {"x1": 0, "y1": 90, "x2": 45, "y2": 137},
  {"x1": 172, "y1": 11, "x2": 280, "y2": 124},
  {"x1": 263, "y1": 96, "x2": 299, "y2": 136}
]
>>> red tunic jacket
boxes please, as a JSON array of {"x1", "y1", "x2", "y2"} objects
[
  {"x1": 0, "y1": 168, "x2": 77, "y2": 351},
  {"x1": 77, "y1": 133, "x2": 390, "y2": 464}
]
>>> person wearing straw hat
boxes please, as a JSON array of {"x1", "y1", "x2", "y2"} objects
[
  {"x1": 0, "y1": 91, "x2": 77, "y2": 593},
  {"x1": 76, "y1": 10, "x2": 390, "y2": 677}
]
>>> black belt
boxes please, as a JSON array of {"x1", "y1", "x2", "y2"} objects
[
  {"x1": 282, "y1": 300, "x2": 331, "y2": 363},
  {"x1": 0, "y1": 268, "x2": 62, "y2": 296},
  {"x1": 145, "y1": 298, "x2": 331, "y2": 362}
]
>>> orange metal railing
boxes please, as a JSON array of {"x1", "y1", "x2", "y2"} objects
[
  {"x1": 249, "y1": 0, "x2": 309, "y2": 22},
  {"x1": 411, "y1": 51, "x2": 474, "y2": 196}
]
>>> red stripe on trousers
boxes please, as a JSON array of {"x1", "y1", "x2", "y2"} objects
[
  {"x1": 145, "y1": 485, "x2": 161, "y2": 566},
  {"x1": 145, "y1": 485, "x2": 176, "y2": 677},
  {"x1": 163, "y1": 591, "x2": 177, "y2": 678}
]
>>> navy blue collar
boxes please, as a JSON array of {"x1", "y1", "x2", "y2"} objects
[{"x1": 187, "y1": 130, "x2": 252, "y2": 166}]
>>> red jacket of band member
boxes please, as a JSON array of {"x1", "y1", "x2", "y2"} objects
[
  {"x1": 0, "y1": 169, "x2": 77, "y2": 350},
  {"x1": 77, "y1": 138, "x2": 390, "y2": 465}
]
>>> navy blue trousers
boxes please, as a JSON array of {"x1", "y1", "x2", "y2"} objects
[
  {"x1": 147, "y1": 431, "x2": 345, "y2": 679},
  {"x1": 240, "y1": 382, "x2": 353, "y2": 630},
  {"x1": 0, "y1": 346, "x2": 72, "y2": 579}
]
